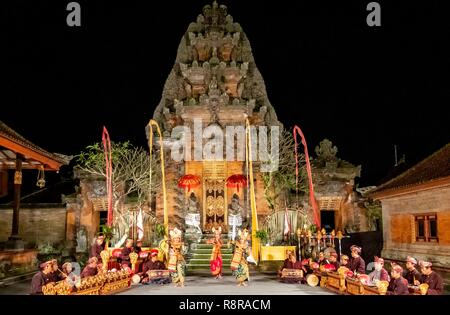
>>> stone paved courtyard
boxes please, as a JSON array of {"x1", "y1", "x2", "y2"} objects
[
  {"x1": 118, "y1": 273, "x2": 334, "y2": 295},
  {"x1": 0, "y1": 273, "x2": 334, "y2": 295}
]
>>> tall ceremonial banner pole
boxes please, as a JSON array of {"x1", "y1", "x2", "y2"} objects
[
  {"x1": 102, "y1": 127, "x2": 113, "y2": 227},
  {"x1": 293, "y1": 125, "x2": 320, "y2": 228},
  {"x1": 246, "y1": 118, "x2": 259, "y2": 263},
  {"x1": 148, "y1": 119, "x2": 168, "y2": 236}
]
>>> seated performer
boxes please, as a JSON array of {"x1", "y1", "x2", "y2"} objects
[
  {"x1": 328, "y1": 252, "x2": 340, "y2": 270},
  {"x1": 134, "y1": 240, "x2": 143, "y2": 255},
  {"x1": 120, "y1": 238, "x2": 134, "y2": 267},
  {"x1": 418, "y1": 261, "x2": 443, "y2": 295},
  {"x1": 279, "y1": 252, "x2": 303, "y2": 284},
  {"x1": 61, "y1": 262, "x2": 79, "y2": 288},
  {"x1": 301, "y1": 258, "x2": 313, "y2": 276},
  {"x1": 81, "y1": 257, "x2": 99, "y2": 278},
  {"x1": 387, "y1": 265, "x2": 409, "y2": 295},
  {"x1": 340, "y1": 255, "x2": 349, "y2": 267},
  {"x1": 368, "y1": 257, "x2": 390, "y2": 285},
  {"x1": 30, "y1": 261, "x2": 53, "y2": 295},
  {"x1": 404, "y1": 256, "x2": 421, "y2": 285},
  {"x1": 348, "y1": 245, "x2": 366, "y2": 275},
  {"x1": 141, "y1": 249, "x2": 170, "y2": 285},
  {"x1": 317, "y1": 252, "x2": 327, "y2": 266},
  {"x1": 46, "y1": 259, "x2": 63, "y2": 283},
  {"x1": 90, "y1": 233, "x2": 105, "y2": 262},
  {"x1": 279, "y1": 251, "x2": 294, "y2": 276}
]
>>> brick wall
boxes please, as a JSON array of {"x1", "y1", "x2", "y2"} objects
[
  {"x1": 0, "y1": 205, "x2": 67, "y2": 246},
  {"x1": 380, "y1": 185, "x2": 450, "y2": 268}
]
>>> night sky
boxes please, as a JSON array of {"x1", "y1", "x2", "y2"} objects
[{"x1": 3, "y1": 0, "x2": 450, "y2": 187}]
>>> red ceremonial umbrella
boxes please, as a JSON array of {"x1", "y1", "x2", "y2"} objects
[
  {"x1": 177, "y1": 174, "x2": 201, "y2": 192},
  {"x1": 226, "y1": 174, "x2": 248, "y2": 193}
]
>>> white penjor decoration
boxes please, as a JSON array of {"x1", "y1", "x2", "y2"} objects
[{"x1": 228, "y1": 214, "x2": 242, "y2": 241}]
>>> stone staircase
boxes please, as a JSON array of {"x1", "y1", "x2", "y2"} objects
[{"x1": 186, "y1": 233, "x2": 233, "y2": 275}]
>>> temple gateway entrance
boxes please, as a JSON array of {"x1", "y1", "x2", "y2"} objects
[
  {"x1": 202, "y1": 161, "x2": 228, "y2": 232},
  {"x1": 204, "y1": 179, "x2": 226, "y2": 231}
]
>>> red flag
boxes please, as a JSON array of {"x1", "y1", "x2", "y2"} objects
[
  {"x1": 293, "y1": 126, "x2": 320, "y2": 228},
  {"x1": 102, "y1": 127, "x2": 113, "y2": 227}
]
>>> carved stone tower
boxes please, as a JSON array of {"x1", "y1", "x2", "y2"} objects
[{"x1": 150, "y1": 1, "x2": 281, "y2": 231}]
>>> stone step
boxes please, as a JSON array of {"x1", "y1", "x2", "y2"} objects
[
  {"x1": 196, "y1": 244, "x2": 230, "y2": 250},
  {"x1": 189, "y1": 256, "x2": 232, "y2": 264},
  {"x1": 186, "y1": 264, "x2": 232, "y2": 270},
  {"x1": 193, "y1": 248, "x2": 232, "y2": 254},
  {"x1": 192, "y1": 253, "x2": 232, "y2": 259},
  {"x1": 186, "y1": 270, "x2": 233, "y2": 276}
]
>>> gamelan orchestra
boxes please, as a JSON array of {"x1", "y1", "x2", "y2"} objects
[
  {"x1": 276, "y1": 229, "x2": 444, "y2": 295},
  {"x1": 30, "y1": 226, "x2": 444, "y2": 295}
]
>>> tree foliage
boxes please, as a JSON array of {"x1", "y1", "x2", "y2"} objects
[
  {"x1": 261, "y1": 128, "x2": 308, "y2": 212},
  {"x1": 76, "y1": 141, "x2": 161, "y2": 245}
]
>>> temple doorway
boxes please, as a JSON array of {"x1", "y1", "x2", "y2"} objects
[
  {"x1": 203, "y1": 178, "x2": 226, "y2": 232},
  {"x1": 320, "y1": 210, "x2": 335, "y2": 233}
]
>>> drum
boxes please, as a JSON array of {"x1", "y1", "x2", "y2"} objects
[
  {"x1": 306, "y1": 274, "x2": 319, "y2": 287},
  {"x1": 281, "y1": 269, "x2": 303, "y2": 279},
  {"x1": 131, "y1": 274, "x2": 142, "y2": 284},
  {"x1": 147, "y1": 270, "x2": 171, "y2": 280}
]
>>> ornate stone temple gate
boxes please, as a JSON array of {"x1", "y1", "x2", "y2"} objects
[{"x1": 148, "y1": 1, "x2": 283, "y2": 236}]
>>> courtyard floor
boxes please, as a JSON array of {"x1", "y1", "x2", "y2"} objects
[
  {"x1": 0, "y1": 272, "x2": 333, "y2": 295},
  {"x1": 121, "y1": 273, "x2": 333, "y2": 295}
]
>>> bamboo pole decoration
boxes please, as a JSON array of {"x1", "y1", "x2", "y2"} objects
[
  {"x1": 245, "y1": 119, "x2": 259, "y2": 262},
  {"x1": 148, "y1": 119, "x2": 168, "y2": 236},
  {"x1": 293, "y1": 125, "x2": 320, "y2": 227},
  {"x1": 102, "y1": 127, "x2": 114, "y2": 227}
]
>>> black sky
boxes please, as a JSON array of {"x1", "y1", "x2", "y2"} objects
[{"x1": 2, "y1": 0, "x2": 450, "y2": 186}]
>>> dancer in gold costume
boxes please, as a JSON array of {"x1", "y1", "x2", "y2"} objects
[
  {"x1": 230, "y1": 228, "x2": 250, "y2": 286},
  {"x1": 167, "y1": 227, "x2": 186, "y2": 287}
]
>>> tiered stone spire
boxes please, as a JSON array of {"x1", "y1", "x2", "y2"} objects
[{"x1": 152, "y1": 1, "x2": 280, "y2": 135}]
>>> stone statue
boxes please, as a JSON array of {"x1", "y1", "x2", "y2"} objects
[
  {"x1": 187, "y1": 192, "x2": 200, "y2": 213},
  {"x1": 185, "y1": 193, "x2": 202, "y2": 236},
  {"x1": 315, "y1": 139, "x2": 338, "y2": 162},
  {"x1": 228, "y1": 194, "x2": 243, "y2": 240},
  {"x1": 76, "y1": 227, "x2": 87, "y2": 253},
  {"x1": 228, "y1": 193, "x2": 243, "y2": 216}
]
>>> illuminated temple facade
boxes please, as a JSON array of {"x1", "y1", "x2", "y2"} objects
[{"x1": 149, "y1": 1, "x2": 281, "y2": 232}]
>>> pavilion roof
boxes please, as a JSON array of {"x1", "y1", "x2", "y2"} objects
[
  {"x1": 0, "y1": 120, "x2": 70, "y2": 171},
  {"x1": 371, "y1": 142, "x2": 450, "y2": 198}
]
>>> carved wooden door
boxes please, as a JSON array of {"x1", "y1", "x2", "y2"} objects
[{"x1": 204, "y1": 179, "x2": 226, "y2": 230}]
